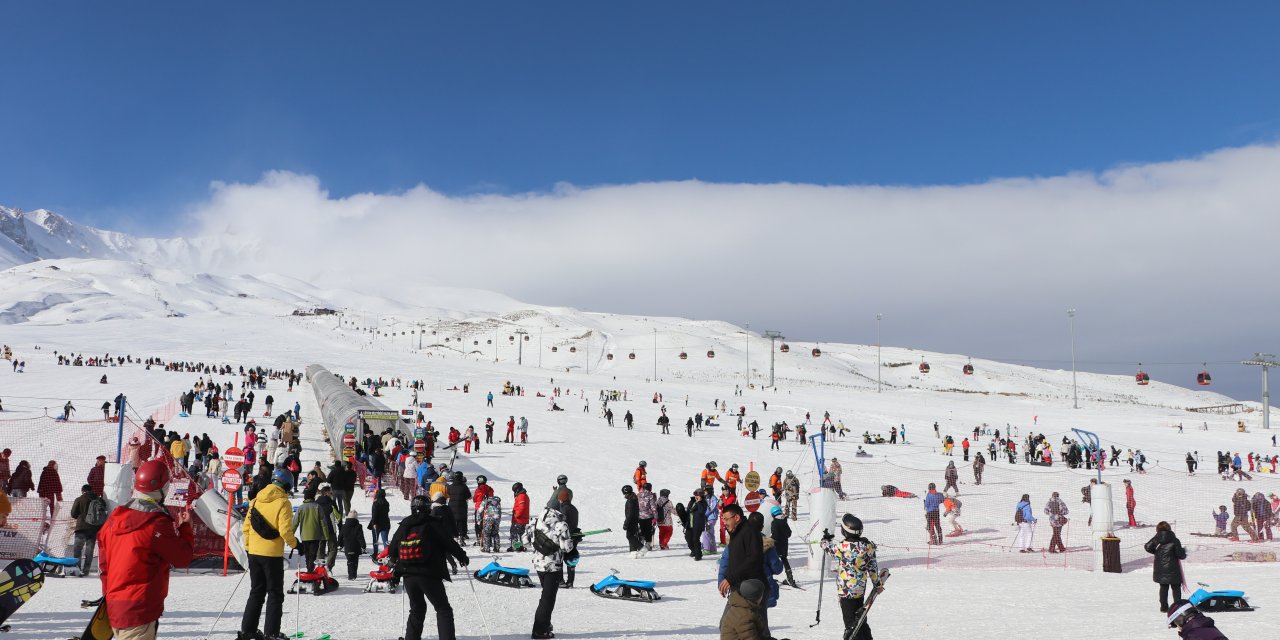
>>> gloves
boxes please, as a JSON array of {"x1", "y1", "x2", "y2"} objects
[
  {"x1": 457, "y1": 552, "x2": 470, "y2": 568},
  {"x1": 566, "y1": 549, "x2": 580, "y2": 564},
  {"x1": 821, "y1": 528, "x2": 835, "y2": 543}
]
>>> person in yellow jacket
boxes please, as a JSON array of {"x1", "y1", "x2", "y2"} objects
[
  {"x1": 169, "y1": 439, "x2": 186, "y2": 464},
  {"x1": 240, "y1": 469, "x2": 298, "y2": 640},
  {"x1": 429, "y1": 475, "x2": 447, "y2": 499}
]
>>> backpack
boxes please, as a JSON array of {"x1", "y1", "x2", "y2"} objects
[
  {"x1": 1014, "y1": 505, "x2": 1025, "y2": 524},
  {"x1": 532, "y1": 522, "x2": 561, "y2": 556},
  {"x1": 249, "y1": 506, "x2": 280, "y2": 540},
  {"x1": 84, "y1": 496, "x2": 110, "y2": 529}
]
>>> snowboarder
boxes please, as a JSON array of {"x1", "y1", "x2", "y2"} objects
[
  {"x1": 769, "y1": 505, "x2": 797, "y2": 587},
  {"x1": 682, "y1": 489, "x2": 708, "y2": 560},
  {"x1": 98, "y1": 459, "x2": 194, "y2": 640},
  {"x1": 389, "y1": 495, "x2": 470, "y2": 640},
  {"x1": 622, "y1": 485, "x2": 643, "y2": 556},
  {"x1": 821, "y1": 514, "x2": 884, "y2": 640},
  {"x1": 509, "y1": 482, "x2": 530, "y2": 551}
]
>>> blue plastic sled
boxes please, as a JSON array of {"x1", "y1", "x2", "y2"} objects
[
  {"x1": 590, "y1": 573, "x2": 660, "y2": 602},
  {"x1": 1189, "y1": 589, "x2": 1253, "y2": 612},
  {"x1": 473, "y1": 561, "x2": 534, "y2": 588}
]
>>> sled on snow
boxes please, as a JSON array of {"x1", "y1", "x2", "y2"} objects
[
  {"x1": 589, "y1": 571, "x2": 660, "y2": 603},
  {"x1": 365, "y1": 549, "x2": 396, "y2": 593},
  {"x1": 1189, "y1": 588, "x2": 1253, "y2": 612},
  {"x1": 33, "y1": 551, "x2": 81, "y2": 577},
  {"x1": 473, "y1": 561, "x2": 534, "y2": 588},
  {"x1": 288, "y1": 562, "x2": 339, "y2": 595}
]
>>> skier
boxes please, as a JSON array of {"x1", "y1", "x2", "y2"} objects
[
  {"x1": 943, "y1": 460, "x2": 959, "y2": 495},
  {"x1": 973, "y1": 451, "x2": 986, "y2": 485},
  {"x1": 820, "y1": 514, "x2": 884, "y2": 640},
  {"x1": 480, "y1": 496, "x2": 503, "y2": 553},
  {"x1": 1044, "y1": 491, "x2": 1069, "y2": 553},
  {"x1": 1144, "y1": 521, "x2": 1187, "y2": 613},
  {"x1": 624, "y1": 410, "x2": 634, "y2": 430},
  {"x1": 683, "y1": 489, "x2": 708, "y2": 560},
  {"x1": 633, "y1": 461, "x2": 647, "y2": 490},
  {"x1": 828, "y1": 457, "x2": 846, "y2": 499},
  {"x1": 768, "y1": 467, "x2": 783, "y2": 501},
  {"x1": 508, "y1": 482, "x2": 530, "y2": 552},
  {"x1": 782, "y1": 471, "x2": 800, "y2": 521},
  {"x1": 943, "y1": 491, "x2": 963, "y2": 537},
  {"x1": 1124, "y1": 479, "x2": 1138, "y2": 527},
  {"x1": 923, "y1": 483, "x2": 944, "y2": 545},
  {"x1": 524, "y1": 505, "x2": 574, "y2": 639},
  {"x1": 472, "y1": 475, "x2": 494, "y2": 545},
  {"x1": 97, "y1": 459, "x2": 194, "y2": 640},
  {"x1": 769, "y1": 505, "x2": 797, "y2": 587},
  {"x1": 519, "y1": 416, "x2": 529, "y2": 443},
  {"x1": 1014, "y1": 493, "x2": 1038, "y2": 552},
  {"x1": 389, "y1": 495, "x2": 470, "y2": 640},
  {"x1": 505, "y1": 416, "x2": 516, "y2": 442},
  {"x1": 545, "y1": 474, "x2": 570, "y2": 511}
]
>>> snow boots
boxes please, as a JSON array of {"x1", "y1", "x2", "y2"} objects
[
  {"x1": 288, "y1": 561, "x2": 339, "y2": 595},
  {"x1": 473, "y1": 560, "x2": 534, "y2": 588},
  {"x1": 589, "y1": 572, "x2": 660, "y2": 602}
]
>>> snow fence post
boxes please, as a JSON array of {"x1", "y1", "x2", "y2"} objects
[
  {"x1": 1091, "y1": 482, "x2": 1115, "y2": 571},
  {"x1": 807, "y1": 486, "x2": 837, "y2": 576}
]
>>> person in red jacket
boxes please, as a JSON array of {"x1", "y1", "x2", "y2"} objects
[
  {"x1": 472, "y1": 475, "x2": 494, "y2": 544},
  {"x1": 1124, "y1": 479, "x2": 1138, "y2": 527},
  {"x1": 98, "y1": 459, "x2": 194, "y2": 640},
  {"x1": 509, "y1": 482, "x2": 530, "y2": 551},
  {"x1": 37, "y1": 460, "x2": 63, "y2": 519},
  {"x1": 87, "y1": 455, "x2": 108, "y2": 497}
]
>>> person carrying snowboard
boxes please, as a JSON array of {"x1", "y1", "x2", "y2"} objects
[
  {"x1": 524, "y1": 505, "x2": 574, "y2": 639},
  {"x1": 820, "y1": 514, "x2": 884, "y2": 640}
]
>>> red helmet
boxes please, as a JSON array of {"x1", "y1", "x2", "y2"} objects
[{"x1": 134, "y1": 459, "x2": 171, "y2": 492}]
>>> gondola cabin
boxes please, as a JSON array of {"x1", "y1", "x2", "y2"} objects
[
  {"x1": 607, "y1": 353, "x2": 614, "y2": 361},
  {"x1": 963, "y1": 364, "x2": 974, "y2": 375},
  {"x1": 473, "y1": 340, "x2": 479, "y2": 346},
  {"x1": 811, "y1": 348, "x2": 821, "y2": 357},
  {"x1": 486, "y1": 339, "x2": 492, "y2": 344},
  {"x1": 1136, "y1": 370, "x2": 1150, "y2": 385},
  {"x1": 679, "y1": 351, "x2": 688, "y2": 360},
  {"x1": 707, "y1": 350, "x2": 716, "y2": 359},
  {"x1": 1197, "y1": 371, "x2": 1211, "y2": 386},
  {"x1": 551, "y1": 346, "x2": 558, "y2": 353},
  {"x1": 628, "y1": 352, "x2": 636, "y2": 360},
  {"x1": 919, "y1": 361, "x2": 931, "y2": 374},
  {"x1": 779, "y1": 343, "x2": 790, "y2": 353},
  {"x1": 523, "y1": 335, "x2": 530, "y2": 341},
  {"x1": 509, "y1": 335, "x2": 515, "y2": 342},
  {"x1": 570, "y1": 346, "x2": 577, "y2": 353}
]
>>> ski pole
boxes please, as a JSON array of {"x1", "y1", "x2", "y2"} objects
[
  {"x1": 464, "y1": 567, "x2": 496, "y2": 640},
  {"x1": 204, "y1": 567, "x2": 249, "y2": 640},
  {"x1": 809, "y1": 546, "x2": 828, "y2": 628}
]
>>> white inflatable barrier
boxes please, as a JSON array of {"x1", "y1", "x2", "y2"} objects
[
  {"x1": 806, "y1": 487, "x2": 837, "y2": 575},
  {"x1": 193, "y1": 490, "x2": 249, "y2": 571},
  {"x1": 1091, "y1": 482, "x2": 1115, "y2": 572}
]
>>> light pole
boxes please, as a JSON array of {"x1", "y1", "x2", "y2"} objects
[
  {"x1": 876, "y1": 314, "x2": 882, "y2": 393},
  {"x1": 1244, "y1": 353, "x2": 1278, "y2": 430},
  {"x1": 744, "y1": 322, "x2": 750, "y2": 389},
  {"x1": 653, "y1": 328, "x2": 658, "y2": 381},
  {"x1": 515, "y1": 329, "x2": 528, "y2": 365},
  {"x1": 763, "y1": 330, "x2": 784, "y2": 388},
  {"x1": 538, "y1": 327, "x2": 543, "y2": 369},
  {"x1": 1068, "y1": 309, "x2": 1078, "y2": 409}
]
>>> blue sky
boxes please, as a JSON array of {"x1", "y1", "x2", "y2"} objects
[
  {"x1": 3, "y1": 2, "x2": 1279, "y2": 402},
  {"x1": 3, "y1": 2, "x2": 1277, "y2": 229}
]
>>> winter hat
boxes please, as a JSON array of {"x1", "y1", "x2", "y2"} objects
[
  {"x1": 738, "y1": 579, "x2": 765, "y2": 603},
  {"x1": 82, "y1": 483, "x2": 93, "y2": 492},
  {"x1": 348, "y1": 509, "x2": 358, "y2": 518},
  {"x1": 1167, "y1": 600, "x2": 1196, "y2": 628},
  {"x1": 770, "y1": 506, "x2": 783, "y2": 518}
]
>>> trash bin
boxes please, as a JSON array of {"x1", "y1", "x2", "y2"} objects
[{"x1": 1102, "y1": 536, "x2": 1121, "y2": 573}]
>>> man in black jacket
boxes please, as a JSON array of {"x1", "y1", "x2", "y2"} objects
[
  {"x1": 447, "y1": 473, "x2": 472, "y2": 544},
  {"x1": 685, "y1": 490, "x2": 707, "y2": 560},
  {"x1": 622, "y1": 485, "x2": 642, "y2": 555},
  {"x1": 68, "y1": 483, "x2": 102, "y2": 575},
  {"x1": 557, "y1": 490, "x2": 580, "y2": 587},
  {"x1": 718, "y1": 504, "x2": 762, "y2": 597},
  {"x1": 390, "y1": 496, "x2": 469, "y2": 640}
]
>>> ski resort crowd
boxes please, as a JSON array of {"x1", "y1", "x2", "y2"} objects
[{"x1": 5, "y1": 346, "x2": 1268, "y2": 640}]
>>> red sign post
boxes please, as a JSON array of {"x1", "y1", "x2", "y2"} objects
[{"x1": 221, "y1": 434, "x2": 241, "y2": 576}]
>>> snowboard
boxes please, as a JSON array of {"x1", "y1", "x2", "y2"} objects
[
  {"x1": 76, "y1": 600, "x2": 112, "y2": 640},
  {"x1": 0, "y1": 559, "x2": 44, "y2": 628}
]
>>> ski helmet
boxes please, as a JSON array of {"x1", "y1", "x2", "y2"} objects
[
  {"x1": 556, "y1": 474, "x2": 568, "y2": 485},
  {"x1": 774, "y1": 467, "x2": 782, "y2": 475},
  {"x1": 841, "y1": 513, "x2": 863, "y2": 539},
  {"x1": 512, "y1": 482, "x2": 524, "y2": 494},
  {"x1": 477, "y1": 475, "x2": 487, "y2": 485},
  {"x1": 410, "y1": 495, "x2": 430, "y2": 515},
  {"x1": 638, "y1": 460, "x2": 647, "y2": 467},
  {"x1": 133, "y1": 459, "x2": 170, "y2": 492},
  {"x1": 271, "y1": 468, "x2": 293, "y2": 489},
  {"x1": 770, "y1": 506, "x2": 783, "y2": 518},
  {"x1": 707, "y1": 461, "x2": 717, "y2": 469},
  {"x1": 454, "y1": 471, "x2": 465, "y2": 482},
  {"x1": 621, "y1": 485, "x2": 633, "y2": 495},
  {"x1": 730, "y1": 463, "x2": 739, "y2": 470}
]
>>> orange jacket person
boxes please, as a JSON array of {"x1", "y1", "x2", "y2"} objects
[
  {"x1": 634, "y1": 461, "x2": 648, "y2": 490},
  {"x1": 97, "y1": 459, "x2": 194, "y2": 640}
]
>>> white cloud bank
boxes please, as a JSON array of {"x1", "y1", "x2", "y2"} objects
[{"x1": 179, "y1": 144, "x2": 1280, "y2": 396}]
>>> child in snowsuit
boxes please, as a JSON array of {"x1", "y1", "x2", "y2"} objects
[
  {"x1": 481, "y1": 496, "x2": 503, "y2": 552},
  {"x1": 1213, "y1": 506, "x2": 1229, "y2": 536},
  {"x1": 338, "y1": 509, "x2": 366, "y2": 580},
  {"x1": 820, "y1": 516, "x2": 883, "y2": 640}
]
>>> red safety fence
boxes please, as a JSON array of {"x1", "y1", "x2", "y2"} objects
[{"x1": 0, "y1": 414, "x2": 224, "y2": 560}]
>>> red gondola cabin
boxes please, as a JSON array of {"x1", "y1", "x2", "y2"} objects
[
  {"x1": 963, "y1": 364, "x2": 974, "y2": 375},
  {"x1": 919, "y1": 361, "x2": 931, "y2": 374}
]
